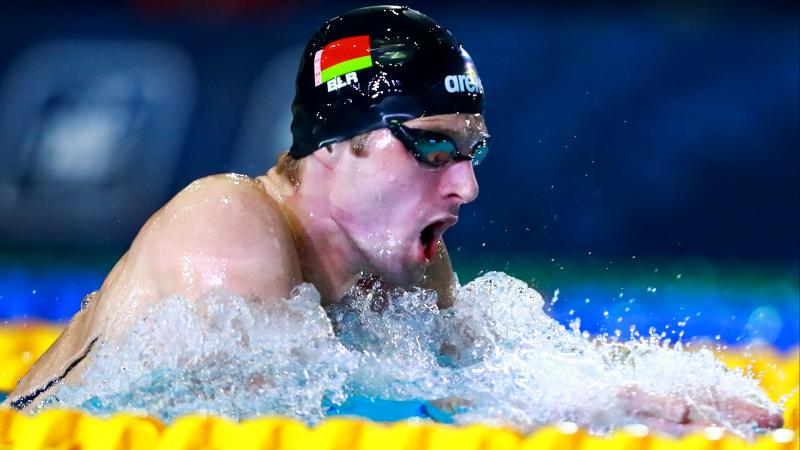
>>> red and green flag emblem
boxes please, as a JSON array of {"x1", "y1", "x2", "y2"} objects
[{"x1": 314, "y1": 35, "x2": 373, "y2": 86}]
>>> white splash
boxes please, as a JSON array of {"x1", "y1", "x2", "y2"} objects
[
  {"x1": 43, "y1": 272, "x2": 781, "y2": 438},
  {"x1": 44, "y1": 284, "x2": 356, "y2": 423}
]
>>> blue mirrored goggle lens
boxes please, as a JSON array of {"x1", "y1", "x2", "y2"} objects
[
  {"x1": 470, "y1": 141, "x2": 489, "y2": 166},
  {"x1": 416, "y1": 138, "x2": 458, "y2": 166},
  {"x1": 397, "y1": 125, "x2": 490, "y2": 167}
]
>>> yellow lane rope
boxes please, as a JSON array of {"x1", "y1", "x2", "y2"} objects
[{"x1": 0, "y1": 409, "x2": 797, "y2": 450}]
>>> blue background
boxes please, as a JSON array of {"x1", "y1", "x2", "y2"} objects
[{"x1": 0, "y1": 1, "x2": 797, "y2": 349}]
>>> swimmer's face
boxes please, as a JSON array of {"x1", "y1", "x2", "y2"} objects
[{"x1": 327, "y1": 113, "x2": 487, "y2": 286}]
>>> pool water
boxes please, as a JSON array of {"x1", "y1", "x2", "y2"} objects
[
  {"x1": 3, "y1": 272, "x2": 779, "y2": 439},
  {"x1": 1, "y1": 256, "x2": 797, "y2": 441}
]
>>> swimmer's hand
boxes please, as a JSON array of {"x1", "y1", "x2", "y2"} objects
[{"x1": 617, "y1": 385, "x2": 784, "y2": 434}]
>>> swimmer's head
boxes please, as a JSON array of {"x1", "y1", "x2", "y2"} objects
[
  {"x1": 281, "y1": 6, "x2": 487, "y2": 289},
  {"x1": 289, "y1": 5, "x2": 485, "y2": 159}
]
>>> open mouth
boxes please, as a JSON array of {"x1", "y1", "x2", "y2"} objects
[{"x1": 419, "y1": 220, "x2": 451, "y2": 261}]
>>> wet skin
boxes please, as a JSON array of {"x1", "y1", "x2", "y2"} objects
[
  {"x1": 2, "y1": 113, "x2": 783, "y2": 431},
  {"x1": 3, "y1": 113, "x2": 486, "y2": 409}
]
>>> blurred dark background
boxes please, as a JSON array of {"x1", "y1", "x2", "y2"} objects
[{"x1": 0, "y1": 1, "x2": 797, "y2": 347}]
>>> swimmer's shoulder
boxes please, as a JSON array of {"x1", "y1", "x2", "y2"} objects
[
  {"x1": 165, "y1": 173, "x2": 284, "y2": 221},
  {"x1": 144, "y1": 173, "x2": 288, "y2": 238},
  {"x1": 128, "y1": 173, "x2": 302, "y2": 301}
]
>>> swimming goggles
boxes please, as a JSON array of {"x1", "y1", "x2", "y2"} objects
[{"x1": 388, "y1": 121, "x2": 489, "y2": 168}]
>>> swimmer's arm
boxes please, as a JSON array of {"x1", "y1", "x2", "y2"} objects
[
  {"x1": 421, "y1": 240, "x2": 457, "y2": 309},
  {"x1": 600, "y1": 342, "x2": 783, "y2": 430},
  {"x1": 3, "y1": 257, "x2": 128, "y2": 406},
  {"x1": 617, "y1": 385, "x2": 783, "y2": 431}
]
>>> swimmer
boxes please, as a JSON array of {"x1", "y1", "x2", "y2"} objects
[{"x1": 2, "y1": 5, "x2": 783, "y2": 431}]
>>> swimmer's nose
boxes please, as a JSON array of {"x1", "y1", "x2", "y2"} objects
[{"x1": 440, "y1": 160, "x2": 479, "y2": 204}]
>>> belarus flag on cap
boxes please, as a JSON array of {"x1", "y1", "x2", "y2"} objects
[{"x1": 314, "y1": 35, "x2": 373, "y2": 86}]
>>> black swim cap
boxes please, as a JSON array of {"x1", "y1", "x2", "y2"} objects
[{"x1": 289, "y1": 5, "x2": 485, "y2": 159}]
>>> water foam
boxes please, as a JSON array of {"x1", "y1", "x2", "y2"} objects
[
  {"x1": 43, "y1": 272, "x2": 782, "y2": 437},
  {"x1": 43, "y1": 284, "x2": 356, "y2": 423}
]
